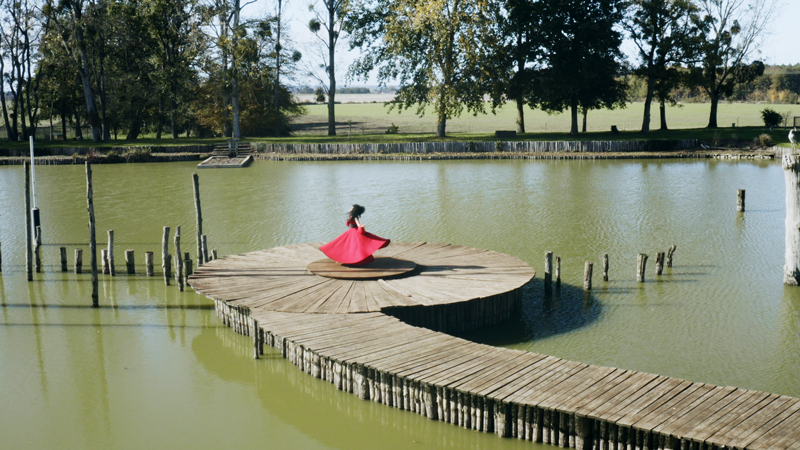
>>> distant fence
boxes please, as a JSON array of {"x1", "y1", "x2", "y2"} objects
[
  {"x1": 0, "y1": 145, "x2": 214, "y2": 157},
  {"x1": 0, "y1": 126, "x2": 92, "y2": 141},
  {"x1": 252, "y1": 139, "x2": 699, "y2": 154}
]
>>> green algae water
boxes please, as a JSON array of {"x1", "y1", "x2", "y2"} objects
[{"x1": 1, "y1": 159, "x2": 798, "y2": 449}]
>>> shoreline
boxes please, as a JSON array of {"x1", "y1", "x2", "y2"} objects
[{"x1": 0, "y1": 149, "x2": 779, "y2": 165}]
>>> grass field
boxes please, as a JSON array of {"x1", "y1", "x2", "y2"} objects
[
  {"x1": 0, "y1": 101, "x2": 796, "y2": 149},
  {"x1": 294, "y1": 101, "x2": 800, "y2": 136}
]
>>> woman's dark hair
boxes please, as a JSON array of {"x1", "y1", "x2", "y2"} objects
[{"x1": 349, "y1": 204, "x2": 366, "y2": 219}]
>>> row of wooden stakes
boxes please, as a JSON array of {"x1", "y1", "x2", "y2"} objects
[
  {"x1": 9, "y1": 225, "x2": 220, "y2": 294},
  {"x1": 542, "y1": 245, "x2": 678, "y2": 291}
]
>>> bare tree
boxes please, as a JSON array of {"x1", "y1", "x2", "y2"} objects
[
  {"x1": 1, "y1": 0, "x2": 43, "y2": 140},
  {"x1": 203, "y1": 0, "x2": 258, "y2": 139},
  {"x1": 693, "y1": 0, "x2": 780, "y2": 128},
  {"x1": 307, "y1": 0, "x2": 347, "y2": 135}
]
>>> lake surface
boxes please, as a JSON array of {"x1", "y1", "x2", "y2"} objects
[{"x1": 1, "y1": 159, "x2": 798, "y2": 449}]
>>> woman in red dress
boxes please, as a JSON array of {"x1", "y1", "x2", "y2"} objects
[{"x1": 319, "y1": 204, "x2": 390, "y2": 265}]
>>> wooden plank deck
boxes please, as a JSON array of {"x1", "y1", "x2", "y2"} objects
[{"x1": 190, "y1": 243, "x2": 800, "y2": 450}]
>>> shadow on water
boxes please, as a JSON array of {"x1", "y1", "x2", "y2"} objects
[{"x1": 455, "y1": 279, "x2": 602, "y2": 346}]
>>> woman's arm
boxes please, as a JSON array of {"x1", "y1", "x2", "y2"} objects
[{"x1": 354, "y1": 217, "x2": 365, "y2": 228}]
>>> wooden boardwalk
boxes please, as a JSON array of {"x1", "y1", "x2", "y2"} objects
[{"x1": 190, "y1": 243, "x2": 800, "y2": 450}]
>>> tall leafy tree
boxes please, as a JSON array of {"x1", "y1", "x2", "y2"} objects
[
  {"x1": 348, "y1": 0, "x2": 500, "y2": 137},
  {"x1": 692, "y1": 0, "x2": 777, "y2": 128},
  {"x1": 624, "y1": 0, "x2": 702, "y2": 133},
  {"x1": 143, "y1": 0, "x2": 203, "y2": 138},
  {"x1": 44, "y1": 0, "x2": 104, "y2": 141},
  {"x1": 484, "y1": 0, "x2": 540, "y2": 134},
  {"x1": 531, "y1": 0, "x2": 627, "y2": 135}
]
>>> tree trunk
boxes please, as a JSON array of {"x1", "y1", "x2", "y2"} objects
[
  {"x1": 659, "y1": 99, "x2": 668, "y2": 130},
  {"x1": 515, "y1": 32, "x2": 525, "y2": 134},
  {"x1": 326, "y1": 4, "x2": 337, "y2": 136},
  {"x1": 73, "y1": 22, "x2": 102, "y2": 142},
  {"x1": 0, "y1": 58, "x2": 14, "y2": 141},
  {"x1": 515, "y1": 97, "x2": 525, "y2": 134},
  {"x1": 784, "y1": 154, "x2": 800, "y2": 285},
  {"x1": 641, "y1": 73, "x2": 654, "y2": 133},
  {"x1": 436, "y1": 116, "x2": 446, "y2": 138},
  {"x1": 570, "y1": 101, "x2": 579, "y2": 135},
  {"x1": 60, "y1": 110, "x2": 67, "y2": 140},
  {"x1": 582, "y1": 108, "x2": 587, "y2": 133},
  {"x1": 171, "y1": 96, "x2": 178, "y2": 139},
  {"x1": 75, "y1": 112, "x2": 83, "y2": 140},
  {"x1": 232, "y1": 0, "x2": 241, "y2": 139},
  {"x1": 156, "y1": 96, "x2": 164, "y2": 139},
  {"x1": 708, "y1": 91, "x2": 719, "y2": 128},
  {"x1": 273, "y1": 0, "x2": 282, "y2": 136}
]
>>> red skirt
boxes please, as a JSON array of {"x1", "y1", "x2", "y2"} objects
[{"x1": 319, "y1": 227, "x2": 390, "y2": 265}]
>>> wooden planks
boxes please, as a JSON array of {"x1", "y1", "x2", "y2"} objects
[{"x1": 190, "y1": 242, "x2": 535, "y2": 314}]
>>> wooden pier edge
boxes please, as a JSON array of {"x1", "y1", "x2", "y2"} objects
[{"x1": 195, "y1": 243, "x2": 800, "y2": 450}]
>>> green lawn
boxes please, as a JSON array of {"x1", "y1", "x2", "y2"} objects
[{"x1": 295, "y1": 101, "x2": 799, "y2": 136}]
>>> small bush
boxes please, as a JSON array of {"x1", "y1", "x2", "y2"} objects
[
  {"x1": 495, "y1": 141, "x2": 505, "y2": 152},
  {"x1": 753, "y1": 134, "x2": 774, "y2": 148},
  {"x1": 761, "y1": 108, "x2": 782, "y2": 128},
  {"x1": 123, "y1": 148, "x2": 151, "y2": 163},
  {"x1": 385, "y1": 123, "x2": 399, "y2": 134},
  {"x1": 646, "y1": 140, "x2": 677, "y2": 152},
  {"x1": 105, "y1": 150, "x2": 122, "y2": 163}
]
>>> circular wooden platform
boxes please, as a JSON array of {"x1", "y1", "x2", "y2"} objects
[
  {"x1": 307, "y1": 257, "x2": 417, "y2": 280},
  {"x1": 189, "y1": 242, "x2": 535, "y2": 314}
]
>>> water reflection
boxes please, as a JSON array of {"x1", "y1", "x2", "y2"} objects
[{"x1": 192, "y1": 326, "x2": 546, "y2": 450}]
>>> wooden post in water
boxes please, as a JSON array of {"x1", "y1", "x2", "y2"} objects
[
  {"x1": 101, "y1": 249, "x2": 110, "y2": 274},
  {"x1": 636, "y1": 254, "x2": 648, "y2": 283},
  {"x1": 202, "y1": 235, "x2": 209, "y2": 263},
  {"x1": 544, "y1": 251, "x2": 553, "y2": 291},
  {"x1": 74, "y1": 249, "x2": 83, "y2": 273},
  {"x1": 666, "y1": 245, "x2": 677, "y2": 267},
  {"x1": 656, "y1": 252, "x2": 665, "y2": 276},
  {"x1": 584, "y1": 262, "x2": 593, "y2": 290},
  {"x1": 211, "y1": 249, "x2": 218, "y2": 260},
  {"x1": 252, "y1": 317, "x2": 260, "y2": 359},
  {"x1": 125, "y1": 250, "x2": 135, "y2": 274},
  {"x1": 145, "y1": 252, "x2": 154, "y2": 276},
  {"x1": 86, "y1": 162, "x2": 98, "y2": 307},
  {"x1": 737, "y1": 189, "x2": 745, "y2": 212},
  {"x1": 107, "y1": 230, "x2": 115, "y2": 276},
  {"x1": 24, "y1": 162, "x2": 32, "y2": 281},
  {"x1": 60, "y1": 247, "x2": 67, "y2": 272},
  {"x1": 555, "y1": 256, "x2": 561, "y2": 289},
  {"x1": 34, "y1": 226, "x2": 41, "y2": 273},
  {"x1": 785, "y1": 154, "x2": 800, "y2": 284},
  {"x1": 192, "y1": 173, "x2": 203, "y2": 267},
  {"x1": 162, "y1": 226, "x2": 170, "y2": 285},
  {"x1": 174, "y1": 226, "x2": 184, "y2": 291},
  {"x1": 602, "y1": 254, "x2": 609, "y2": 281},
  {"x1": 184, "y1": 252, "x2": 193, "y2": 285}
]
